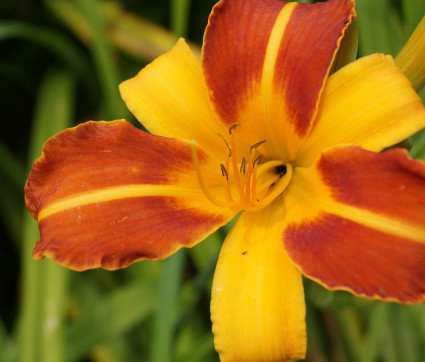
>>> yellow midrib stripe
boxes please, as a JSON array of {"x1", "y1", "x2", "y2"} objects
[
  {"x1": 324, "y1": 201, "x2": 425, "y2": 242},
  {"x1": 261, "y1": 2, "x2": 297, "y2": 160},
  {"x1": 291, "y1": 182, "x2": 425, "y2": 243},
  {"x1": 38, "y1": 184, "x2": 206, "y2": 221}
]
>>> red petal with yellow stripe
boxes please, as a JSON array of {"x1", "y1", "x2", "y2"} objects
[
  {"x1": 25, "y1": 120, "x2": 234, "y2": 271},
  {"x1": 202, "y1": 0, "x2": 355, "y2": 160},
  {"x1": 284, "y1": 146, "x2": 425, "y2": 302}
]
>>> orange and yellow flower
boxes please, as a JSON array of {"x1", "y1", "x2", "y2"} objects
[{"x1": 25, "y1": 0, "x2": 425, "y2": 361}]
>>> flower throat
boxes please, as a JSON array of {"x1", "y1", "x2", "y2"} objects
[{"x1": 191, "y1": 124, "x2": 292, "y2": 212}]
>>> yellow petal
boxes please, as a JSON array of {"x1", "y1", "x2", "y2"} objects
[
  {"x1": 297, "y1": 53, "x2": 425, "y2": 167},
  {"x1": 119, "y1": 38, "x2": 227, "y2": 157},
  {"x1": 396, "y1": 15, "x2": 425, "y2": 92},
  {"x1": 211, "y1": 200, "x2": 306, "y2": 362}
]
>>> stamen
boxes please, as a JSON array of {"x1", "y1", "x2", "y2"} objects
[
  {"x1": 243, "y1": 144, "x2": 264, "y2": 206},
  {"x1": 220, "y1": 164, "x2": 234, "y2": 203},
  {"x1": 220, "y1": 164, "x2": 228, "y2": 180},
  {"x1": 228, "y1": 124, "x2": 245, "y2": 206},
  {"x1": 250, "y1": 139, "x2": 267, "y2": 153},
  {"x1": 240, "y1": 157, "x2": 246, "y2": 174},
  {"x1": 190, "y1": 141, "x2": 229, "y2": 208},
  {"x1": 191, "y1": 133, "x2": 292, "y2": 213},
  {"x1": 218, "y1": 134, "x2": 232, "y2": 157},
  {"x1": 229, "y1": 122, "x2": 240, "y2": 134},
  {"x1": 249, "y1": 155, "x2": 265, "y2": 202},
  {"x1": 254, "y1": 155, "x2": 263, "y2": 165},
  {"x1": 250, "y1": 159, "x2": 260, "y2": 203}
]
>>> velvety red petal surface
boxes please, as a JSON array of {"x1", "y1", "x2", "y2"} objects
[
  {"x1": 284, "y1": 146, "x2": 425, "y2": 303},
  {"x1": 26, "y1": 120, "x2": 198, "y2": 216},
  {"x1": 202, "y1": 0, "x2": 355, "y2": 150},
  {"x1": 34, "y1": 196, "x2": 224, "y2": 271},
  {"x1": 317, "y1": 146, "x2": 425, "y2": 226},
  {"x1": 273, "y1": 0, "x2": 356, "y2": 137},
  {"x1": 203, "y1": 0, "x2": 285, "y2": 126},
  {"x1": 25, "y1": 120, "x2": 233, "y2": 270},
  {"x1": 285, "y1": 213, "x2": 425, "y2": 303}
]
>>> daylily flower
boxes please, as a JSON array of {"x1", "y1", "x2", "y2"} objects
[{"x1": 25, "y1": 0, "x2": 425, "y2": 360}]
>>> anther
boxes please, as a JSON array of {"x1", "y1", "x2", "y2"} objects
[
  {"x1": 220, "y1": 164, "x2": 228, "y2": 180},
  {"x1": 250, "y1": 140, "x2": 267, "y2": 153},
  {"x1": 229, "y1": 122, "x2": 240, "y2": 134},
  {"x1": 190, "y1": 141, "x2": 229, "y2": 208},
  {"x1": 254, "y1": 155, "x2": 263, "y2": 165},
  {"x1": 240, "y1": 157, "x2": 246, "y2": 174}
]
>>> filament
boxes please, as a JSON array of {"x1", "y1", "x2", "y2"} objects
[{"x1": 190, "y1": 141, "x2": 229, "y2": 208}]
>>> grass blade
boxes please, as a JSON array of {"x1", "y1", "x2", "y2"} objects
[
  {"x1": 171, "y1": 0, "x2": 192, "y2": 38},
  {"x1": 76, "y1": 0, "x2": 128, "y2": 120},
  {"x1": 150, "y1": 251, "x2": 185, "y2": 362},
  {"x1": 19, "y1": 69, "x2": 75, "y2": 362}
]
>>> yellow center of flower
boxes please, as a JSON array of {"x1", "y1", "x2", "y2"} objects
[{"x1": 191, "y1": 125, "x2": 292, "y2": 212}]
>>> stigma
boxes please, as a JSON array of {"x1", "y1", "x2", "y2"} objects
[{"x1": 191, "y1": 125, "x2": 292, "y2": 212}]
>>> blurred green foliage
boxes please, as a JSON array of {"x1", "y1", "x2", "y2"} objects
[{"x1": 1, "y1": 0, "x2": 425, "y2": 361}]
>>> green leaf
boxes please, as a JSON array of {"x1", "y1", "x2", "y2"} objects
[
  {"x1": 0, "y1": 318, "x2": 17, "y2": 362},
  {"x1": 150, "y1": 251, "x2": 185, "y2": 362},
  {"x1": 171, "y1": 0, "x2": 192, "y2": 38},
  {"x1": 356, "y1": 0, "x2": 403, "y2": 56},
  {"x1": 75, "y1": 0, "x2": 129, "y2": 120},
  {"x1": 411, "y1": 129, "x2": 425, "y2": 160},
  {"x1": 176, "y1": 332, "x2": 217, "y2": 362},
  {"x1": 0, "y1": 142, "x2": 25, "y2": 244},
  {"x1": 402, "y1": 0, "x2": 425, "y2": 38},
  {"x1": 0, "y1": 21, "x2": 94, "y2": 93},
  {"x1": 18, "y1": 69, "x2": 75, "y2": 362},
  {"x1": 66, "y1": 282, "x2": 156, "y2": 362},
  {"x1": 360, "y1": 303, "x2": 389, "y2": 362}
]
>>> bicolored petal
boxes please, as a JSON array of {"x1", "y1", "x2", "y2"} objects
[
  {"x1": 202, "y1": 0, "x2": 355, "y2": 160},
  {"x1": 25, "y1": 120, "x2": 234, "y2": 271},
  {"x1": 284, "y1": 145, "x2": 425, "y2": 303},
  {"x1": 211, "y1": 200, "x2": 306, "y2": 362},
  {"x1": 298, "y1": 54, "x2": 425, "y2": 166},
  {"x1": 119, "y1": 38, "x2": 227, "y2": 158}
]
